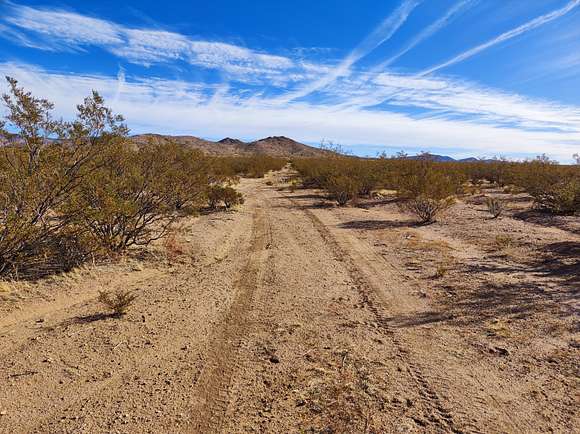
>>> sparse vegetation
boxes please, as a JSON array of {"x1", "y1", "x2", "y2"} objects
[
  {"x1": 292, "y1": 151, "x2": 578, "y2": 218},
  {"x1": 0, "y1": 77, "x2": 252, "y2": 278},
  {"x1": 207, "y1": 185, "x2": 245, "y2": 210},
  {"x1": 493, "y1": 234, "x2": 514, "y2": 250},
  {"x1": 485, "y1": 197, "x2": 504, "y2": 219},
  {"x1": 97, "y1": 289, "x2": 137, "y2": 316}
]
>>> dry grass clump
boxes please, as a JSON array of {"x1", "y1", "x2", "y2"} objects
[
  {"x1": 301, "y1": 351, "x2": 383, "y2": 433},
  {"x1": 493, "y1": 234, "x2": 514, "y2": 251},
  {"x1": 485, "y1": 197, "x2": 504, "y2": 219},
  {"x1": 434, "y1": 263, "x2": 450, "y2": 279},
  {"x1": 98, "y1": 289, "x2": 137, "y2": 316},
  {"x1": 162, "y1": 231, "x2": 189, "y2": 264}
]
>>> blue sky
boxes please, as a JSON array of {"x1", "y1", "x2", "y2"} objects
[{"x1": 0, "y1": 0, "x2": 579, "y2": 161}]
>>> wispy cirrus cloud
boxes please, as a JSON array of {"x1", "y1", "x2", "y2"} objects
[
  {"x1": 376, "y1": 0, "x2": 477, "y2": 69},
  {"x1": 420, "y1": 0, "x2": 580, "y2": 76},
  {"x1": 324, "y1": 72, "x2": 580, "y2": 133},
  {"x1": 0, "y1": 2, "x2": 579, "y2": 162},
  {"x1": 1, "y1": 62, "x2": 579, "y2": 162},
  {"x1": 276, "y1": 0, "x2": 422, "y2": 103},
  {"x1": 0, "y1": 3, "x2": 312, "y2": 85}
]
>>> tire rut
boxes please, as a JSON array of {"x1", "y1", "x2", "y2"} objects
[
  {"x1": 191, "y1": 204, "x2": 271, "y2": 433},
  {"x1": 294, "y1": 201, "x2": 462, "y2": 433}
]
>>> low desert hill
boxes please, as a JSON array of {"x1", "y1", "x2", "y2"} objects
[{"x1": 130, "y1": 134, "x2": 329, "y2": 157}]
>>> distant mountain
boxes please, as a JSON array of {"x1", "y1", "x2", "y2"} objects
[
  {"x1": 0, "y1": 133, "x2": 500, "y2": 162},
  {"x1": 130, "y1": 134, "x2": 329, "y2": 157},
  {"x1": 405, "y1": 154, "x2": 496, "y2": 163}
]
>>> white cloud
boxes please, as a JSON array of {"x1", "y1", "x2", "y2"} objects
[
  {"x1": 376, "y1": 0, "x2": 476, "y2": 69},
  {"x1": 1, "y1": 62, "x2": 578, "y2": 162},
  {"x1": 5, "y1": 4, "x2": 122, "y2": 47},
  {"x1": 420, "y1": 0, "x2": 580, "y2": 76},
  {"x1": 275, "y1": 0, "x2": 422, "y2": 103},
  {"x1": 0, "y1": 3, "x2": 308, "y2": 84},
  {"x1": 1, "y1": 3, "x2": 579, "y2": 162},
  {"x1": 330, "y1": 72, "x2": 580, "y2": 133}
]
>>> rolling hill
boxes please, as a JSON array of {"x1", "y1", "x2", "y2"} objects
[{"x1": 130, "y1": 134, "x2": 329, "y2": 157}]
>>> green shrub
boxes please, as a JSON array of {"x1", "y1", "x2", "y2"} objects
[
  {"x1": 208, "y1": 185, "x2": 244, "y2": 210},
  {"x1": 326, "y1": 175, "x2": 361, "y2": 206},
  {"x1": 533, "y1": 178, "x2": 579, "y2": 215}
]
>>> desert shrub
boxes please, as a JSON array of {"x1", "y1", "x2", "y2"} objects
[
  {"x1": 157, "y1": 144, "x2": 213, "y2": 213},
  {"x1": 485, "y1": 197, "x2": 504, "y2": 219},
  {"x1": 0, "y1": 78, "x2": 107, "y2": 277},
  {"x1": 208, "y1": 185, "x2": 244, "y2": 210},
  {"x1": 67, "y1": 141, "x2": 180, "y2": 252},
  {"x1": 396, "y1": 159, "x2": 458, "y2": 224},
  {"x1": 0, "y1": 78, "x2": 221, "y2": 277},
  {"x1": 98, "y1": 289, "x2": 137, "y2": 316},
  {"x1": 220, "y1": 155, "x2": 285, "y2": 178},
  {"x1": 532, "y1": 178, "x2": 579, "y2": 215},
  {"x1": 402, "y1": 197, "x2": 455, "y2": 225},
  {"x1": 326, "y1": 175, "x2": 361, "y2": 206},
  {"x1": 514, "y1": 156, "x2": 579, "y2": 215}
]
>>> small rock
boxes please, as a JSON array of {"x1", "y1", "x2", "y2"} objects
[
  {"x1": 0, "y1": 410, "x2": 7, "y2": 416},
  {"x1": 36, "y1": 318, "x2": 45, "y2": 323},
  {"x1": 406, "y1": 398, "x2": 414, "y2": 407},
  {"x1": 309, "y1": 403, "x2": 322, "y2": 414},
  {"x1": 43, "y1": 357, "x2": 54, "y2": 364},
  {"x1": 295, "y1": 399, "x2": 306, "y2": 407},
  {"x1": 269, "y1": 355, "x2": 280, "y2": 364},
  {"x1": 490, "y1": 346, "x2": 509, "y2": 356}
]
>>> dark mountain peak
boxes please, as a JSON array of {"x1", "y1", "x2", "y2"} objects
[
  {"x1": 129, "y1": 134, "x2": 328, "y2": 157},
  {"x1": 254, "y1": 136, "x2": 295, "y2": 143},
  {"x1": 218, "y1": 137, "x2": 246, "y2": 146}
]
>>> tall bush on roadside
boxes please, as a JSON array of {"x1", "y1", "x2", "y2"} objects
[
  {"x1": 0, "y1": 77, "x2": 99, "y2": 277},
  {"x1": 515, "y1": 155, "x2": 579, "y2": 215},
  {"x1": 396, "y1": 157, "x2": 459, "y2": 224}
]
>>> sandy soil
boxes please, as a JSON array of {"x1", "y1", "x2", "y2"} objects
[{"x1": 0, "y1": 170, "x2": 578, "y2": 433}]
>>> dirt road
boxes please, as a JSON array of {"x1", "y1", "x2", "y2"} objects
[{"x1": 0, "y1": 173, "x2": 578, "y2": 433}]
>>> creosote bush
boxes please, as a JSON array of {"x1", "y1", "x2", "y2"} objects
[
  {"x1": 98, "y1": 289, "x2": 137, "y2": 316},
  {"x1": 208, "y1": 185, "x2": 245, "y2": 210},
  {"x1": 402, "y1": 197, "x2": 455, "y2": 225},
  {"x1": 326, "y1": 175, "x2": 361, "y2": 206},
  {"x1": 292, "y1": 150, "x2": 579, "y2": 220},
  {"x1": 0, "y1": 76, "x2": 250, "y2": 279}
]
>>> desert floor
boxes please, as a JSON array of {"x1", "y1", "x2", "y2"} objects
[{"x1": 0, "y1": 170, "x2": 578, "y2": 433}]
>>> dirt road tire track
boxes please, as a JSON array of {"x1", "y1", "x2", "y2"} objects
[
  {"x1": 290, "y1": 198, "x2": 462, "y2": 433},
  {"x1": 191, "y1": 205, "x2": 271, "y2": 432}
]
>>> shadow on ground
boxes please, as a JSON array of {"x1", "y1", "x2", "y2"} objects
[
  {"x1": 387, "y1": 241, "x2": 579, "y2": 330},
  {"x1": 338, "y1": 219, "x2": 417, "y2": 230}
]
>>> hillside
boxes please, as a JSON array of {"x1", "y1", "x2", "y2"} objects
[{"x1": 130, "y1": 134, "x2": 329, "y2": 157}]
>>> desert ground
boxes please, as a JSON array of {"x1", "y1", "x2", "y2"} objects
[{"x1": 0, "y1": 169, "x2": 578, "y2": 433}]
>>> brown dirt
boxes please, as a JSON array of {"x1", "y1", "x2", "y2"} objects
[{"x1": 0, "y1": 171, "x2": 578, "y2": 433}]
